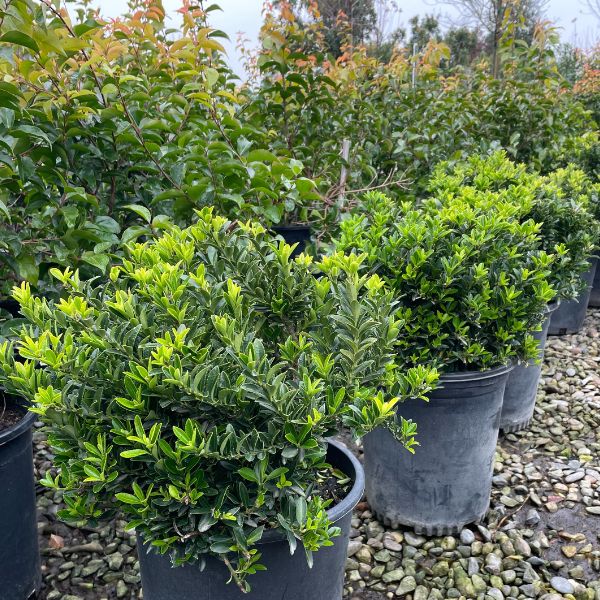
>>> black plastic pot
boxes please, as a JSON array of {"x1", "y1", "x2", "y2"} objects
[
  {"x1": 500, "y1": 303, "x2": 559, "y2": 433},
  {"x1": 272, "y1": 225, "x2": 312, "y2": 258},
  {"x1": 589, "y1": 260, "x2": 600, "y2": 308},
  {"x1": 0, "y1": 401, "x2": 41, "y2": 600},
  {"x1": 549, "y1": 257, "x2": 598, "y2": 335},
  {"x1": 137, "y1": 439, "x2": 363, "y2": 600},
  {"x1": 363, "y1": 364, "x2": 512, "y2": 535}
]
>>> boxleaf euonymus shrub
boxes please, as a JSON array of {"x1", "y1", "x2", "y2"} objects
[
  {"x1": 335, "y1": 192, "x2": 556, "y2": 372},
  {"x1": 556, "y1": 132, "x2": 600, "y2": 181},
  {"x1": 428, "y1": 152, "x2": 599, "y2": 300},
  {"x1": 0, "y1": 209, "x2": 436, "y2": 590}
]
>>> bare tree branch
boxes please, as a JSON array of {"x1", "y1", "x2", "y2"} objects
[{"x1": 582, "y1": 0, "x2": 600, "y2": 20}]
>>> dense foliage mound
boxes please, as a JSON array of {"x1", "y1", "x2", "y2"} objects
[
  {"x1": 429, "y1": 152, "x2": 599, "y2": 300},
  {"x1": 0, "y1": 209, "x2": 436, "y2": 589},
  {"x1": 335, "y1": 191, "x2": 556, "y2": 372}
]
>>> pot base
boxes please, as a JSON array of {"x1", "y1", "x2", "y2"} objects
[
  {"x1": 501, "y1": 416, "x2": 533, "y2": 434},
  {"x1": 371, "y1": 507, "x2": 487, "y2": 536},
  {"x1": 0, "y1": 403, "x2": 41, "y2": 600},
  {"x1": 500, "y1": 303, "x2": 557, "y2": 434},
  {"x1": 549, "y1": 258, "x2": 598, "y2": 336},
  {"x1": 590, "y1": 263, "x2": 600, "y2": 308},
  {"x1": 138, "y1": 440, "x2": 364, "y2": 600}
]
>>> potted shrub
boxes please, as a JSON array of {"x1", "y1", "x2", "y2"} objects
[
  {"x1": 429, "y1": 152, "x2": 599, "y2": 431},
  {"x1": 0, "y1": 209, "x2": 434, "y2": 599},
  {"x1": 335, "y1": 191, "x2": 555, "y2": 533},
  {"x1": 538, "y1": 167, "x2": 600, "y2": 333},
  {"x1": 0, "y1": 387, "x2": 41, "y2": 599},
  {"x1": 591, "y1": 266, "x2": 600, "y2": 308},
  {"x1": 560, "y1": 134, "x2": 600, "y2": 308},
  {"x1": 587, "y1": 182, "x2": 600, "y2": 308}
]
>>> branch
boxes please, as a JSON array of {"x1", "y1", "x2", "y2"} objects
[{"x1": 115, "y1": 84, "x2": 184, "y2": 193}]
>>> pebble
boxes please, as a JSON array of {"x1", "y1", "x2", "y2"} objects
[
  {"x1": 550, "y1": 576, "x2": 575, "y2": 594},
  {"x1": 382, "y1": 536, "x2": 402, "y2": 552},
  {"x1": 460, "y1": 529, "x2": 475, "y2": 545},
  {"x1": 403, "y1": 531, "x2": 426, "y2": 548},
  {"x1": 347, "y1": 540, "x2": 362, "y2": 557},
  {"x1": 382, "y1": 568, "x2": 404, "y2": 583},
  {"x1": 485, "y1": 554, "x2": 502, "y2": 575},
  {"x1": 525, "y1": 508, "x2": 541, "y2": 526},
  {"x1": 395, "y1": 575, "x2": 417, "y2": 595},
  {"x1": 562, "y1": 545, "x2": 578, "y2": 558},
  {"x1": 487, "y1": 588, "x2": 504, "y2": 600},
  {"x1": 565, "y1": 471, "x2": 586, "y2": 483}
]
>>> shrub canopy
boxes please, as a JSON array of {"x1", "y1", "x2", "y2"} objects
[
  {"x1": 335, "y1": 191, "x2": 556, "y2": 372},
  {"x1": 429, "y1": 152, "x2": 599, "y2": 300},
  {"x1": 0, "y1": 0, "x2": 320, "y2": 301}
]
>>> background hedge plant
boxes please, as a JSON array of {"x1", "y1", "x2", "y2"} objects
[
  {"x1": 0, "y1": 0, "x2": 321, "y2": 303},
  {"x1": 0, "y1": 208, "x2": 436, "y2": 590},
  {"x1": 249, "y1": 8, "x2": 593, "y2": 210},
  {"x1": 429, "y1": 152, "x2": 599, "y2": 301},
  {"x1": 335, "y1": 191, "x2": 556, "y2": 372}
]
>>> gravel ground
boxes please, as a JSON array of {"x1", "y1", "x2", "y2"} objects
[{"x1": 35, "y1": 309, "x2": 600, "y2": 600}]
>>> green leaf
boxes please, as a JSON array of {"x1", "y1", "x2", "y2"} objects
[
  {"x1": 0, "y1": 198, "x2": 10, "y2": 221},
  {"x1": 247, "y1": 149, "x2": 277, "y2": 163},
  {"x1": 61, "y1": 206, "x2": 79, "y2": 228},
  {"x1": 13, "y1": 124, "x2": 51, "y2": 145},
  {"x1": 81, "y1": 252, "x2": 110, "y2": 273},
  {"x1": 124, "y1": 204, "x2": 152, "y2": 223},
  {"x1": 238, "y1": 468, "x2": 258, "y2": 483},
  {"x1": 281, "y1": 447, "x2": 298, "y2": 459},
  {"x1": 121, "y1": 226, "x2": 150, "y2": 244},
  {"x1": 16, "y1": 254, "x2": 38, "y2": 284},
  {"x1": 120, "y1": 449, "x2": 149, "y2": 458},
  {"x1": 295, "y1": 497, "x2": 307, "y2": 524},
  {"x1": 205, "y1": 67, "x2": 219, "y2": 89},
  {"x1": 101, "y1": 83, "x2": 118, "y2": 96},
  {"x1": 210, "y1": 542, "x2": 232, "y2": 554},
  {"x1": 116, "y1": 493, "x2": 143, "y2": 505},
  {"x1": 0, "y1": 31, "x2": 39, "y2": 53}
]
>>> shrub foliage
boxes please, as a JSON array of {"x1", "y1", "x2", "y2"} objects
[
  {"x1": 0, "y1": 209, "x2": 436, "y2": 589},
  {"x1": 429, "y1": 152, "x2": 599, "y2": 300},
  {"x1": 335, "y1": 192, "x2": 556, "y2": 372}
]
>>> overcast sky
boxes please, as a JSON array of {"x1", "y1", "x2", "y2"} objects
[{"x1": 99, "y1": 0, "x2": 600, "y2": 75}]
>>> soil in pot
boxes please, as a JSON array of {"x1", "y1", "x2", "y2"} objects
[
  {"x1": 549, "y1": 257, "x2": 598, "y2": 335},
  {"x1": 137, "y1": 439, "x2": 363, "y2": 600},
  {"x1": 272, "y1": 225, "x2": 312, "y2": 258},
  {"x1": 0, "y1": 404, "x2": 27, "y2": 431},
  {"x1": 363, "y1": 364, "x2": 512, "y2": 536},
  {"x1": 500, "y1": 303, "x2": 558, "y2": 433},
  {"x1": 0, "y1": 396, "x2": 41, "y2": 600}
]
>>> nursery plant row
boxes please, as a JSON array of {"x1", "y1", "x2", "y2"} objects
[
  {"x1": 1, "y1": 149, "x2": 599, "y2": 599},
  {"x1": 0, "y1": 2, "x2": 599, "y2": 600}
]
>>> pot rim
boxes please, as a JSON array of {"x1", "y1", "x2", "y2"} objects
[
  {"x1": 323, "y1": 438, "x2": 364, "y2": 524},
  {"x1": 546, "y1": 300, "x2": 560, "y2": 313},
  {"x1": 439, "y1": 362, "x2": 514, "y2": 383},
  {"x1": 271, "y1": 224, "x2": 312, "y2": 233},
  {"x1": 0, "y1": 403, "x2": 36, "y2": 447},
  {"x1": 259, "y1": 438, "x2": 363, "y2": 544}
]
